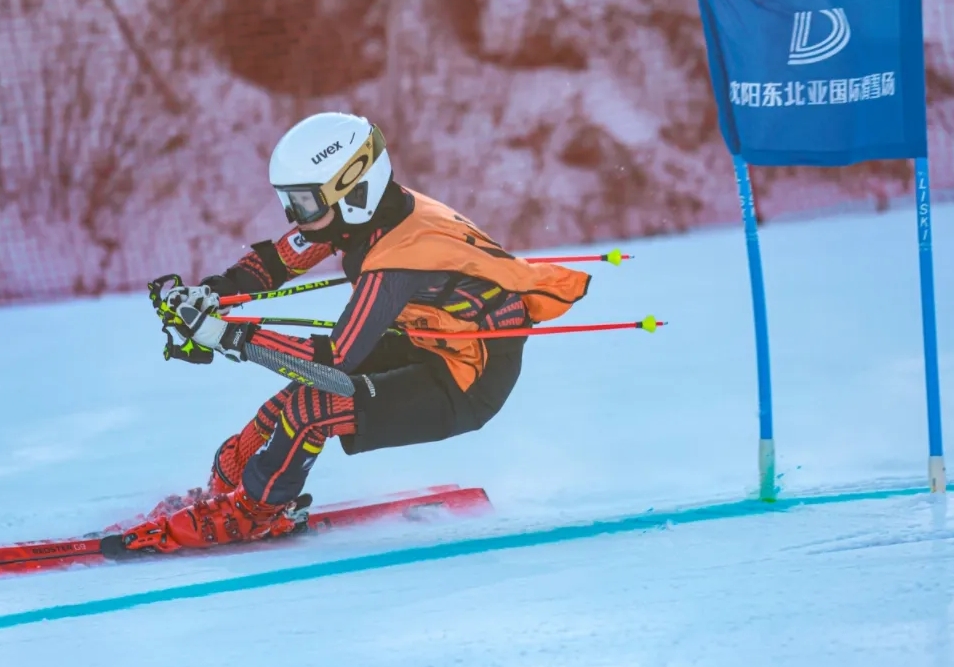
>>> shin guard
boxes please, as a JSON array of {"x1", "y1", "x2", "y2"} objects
[
  {"x1": 208, "y1": 386, "x2": 297, "y2": 492},
  {"x1": 243, "y1": 385, "x2": 356, "y2": 505}
]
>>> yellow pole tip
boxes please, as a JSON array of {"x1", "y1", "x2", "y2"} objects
[
  {"x1": 606, "y1": 249, "x2": 624, "y2": 266},
  {"x1": 641, "y1": 315, "x2": 658, "y2": 333}
]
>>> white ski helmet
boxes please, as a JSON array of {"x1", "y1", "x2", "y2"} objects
[{"x1": 268, "y1": 112, "x2": 391, "y2": 226}]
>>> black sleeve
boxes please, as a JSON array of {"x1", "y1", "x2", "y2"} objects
[{"x1": 314, "y1": 270, "x2": 438, "y2": 374}]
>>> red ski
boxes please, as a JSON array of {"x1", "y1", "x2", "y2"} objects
[
  {"x1": 0, "y1": 485, "x2": 491, "y2": 576},
  {"x1": 0, "y1": 537, "x2": 105, "y2": 575}
]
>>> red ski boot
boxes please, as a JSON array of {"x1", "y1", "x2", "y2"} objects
[
  {"x1": 138, "y1": 433, "x2": 247, "y2": 522},
  {"x1": 120, "y1": 484, "x2": 300, "y2": 553},
  {"x1": 100, "y1": 466, "x2": 235, "y2": 534}
]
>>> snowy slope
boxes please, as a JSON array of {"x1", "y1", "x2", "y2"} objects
[{"x1": 0, "y1": 202, "x2": 952, "y2": 666}]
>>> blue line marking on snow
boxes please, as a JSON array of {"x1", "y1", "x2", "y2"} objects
[{"x1": 0, "y1": 483, "x2": 948, "y2": 630}]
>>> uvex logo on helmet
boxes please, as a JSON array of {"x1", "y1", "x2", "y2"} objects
[{"x1": 311, "y1": 141, "x2": 343, "y2": 165}]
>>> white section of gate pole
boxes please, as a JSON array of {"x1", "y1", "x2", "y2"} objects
[
  {"x1": 929, "y1": 455, "x2": 947, "y2": 494},
  {"x1": 759, "y1": 438, "x2": 776, "y2": 502}
]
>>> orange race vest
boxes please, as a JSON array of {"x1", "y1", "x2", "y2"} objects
[{"x1": 360, "y1": 187, "x2": 591, "y2": 391}]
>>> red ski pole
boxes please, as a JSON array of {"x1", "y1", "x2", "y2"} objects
[
  {"x1": 221, "y1": 314, "x2": 664, "y2": 337},
  {"x1": 219, "y1": 276, "x2": 351, "y2": 307},
  {"x1": 525, "y1": 249, "x2": 632, "y2": 266},
  {"x1": 400, "y1": 315, "x2": 663, "y2": 339},
  {"x1": 217, "y1": 249, "x2": 631, "y2": 306},
  {"x1": 222, "y1": 315, "x2": 341, "y2": 328}
]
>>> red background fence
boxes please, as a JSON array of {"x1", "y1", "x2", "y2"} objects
[{"x1": 2, "y1": 0, "x2": 953, "y2": 305}]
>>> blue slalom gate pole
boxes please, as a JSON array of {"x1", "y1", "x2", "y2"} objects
[
  {"x1": 732, "y1": 156, "x2": 775, "y2": 502},
  {"x1": 914, "y1": 157, "x2": 946, "y2": 492}
]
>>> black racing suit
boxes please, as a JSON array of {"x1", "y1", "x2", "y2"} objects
[{"x1": 206, "y1": 181, "x2": 527, "y2": 504}]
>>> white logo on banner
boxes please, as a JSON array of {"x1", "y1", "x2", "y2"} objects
[
  {"x1": 788, "y1": 9, "x2": 851, "y2": 66},
  {"x1": 729, "y1": 71, "x2": 895, "y2": 108}
]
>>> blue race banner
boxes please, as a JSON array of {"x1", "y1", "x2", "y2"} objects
[
  {"x1": 697, "y1": 0, "x2": 929, "y2": 165},
  {"x1": 697, "y1": 0, "x2": 945, "y2": 499}
]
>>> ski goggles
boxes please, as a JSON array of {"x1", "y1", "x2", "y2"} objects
[{"x1": 275, "y1": 124, "x2": 386, "y2": 225}]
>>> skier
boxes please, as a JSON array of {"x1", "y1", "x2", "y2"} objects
[{"x1": 122, "y1": 111, "x2": 591, "y2": 553}]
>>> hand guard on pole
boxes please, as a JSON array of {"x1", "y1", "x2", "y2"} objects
[{"x1": 198, "y1": 273, "x2": 240, "y2": 315}]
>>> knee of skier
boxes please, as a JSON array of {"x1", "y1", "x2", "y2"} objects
[{"x1": 282, "y1": 383, "x2": 357, "y2": 442}]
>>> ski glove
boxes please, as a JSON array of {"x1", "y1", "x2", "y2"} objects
[
  {"x1": 175, "y1": 305, "x2": 252, "y2": 363},
  {"x1": 169, "y1": 285, "x2": 253, "y2": 363}
]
